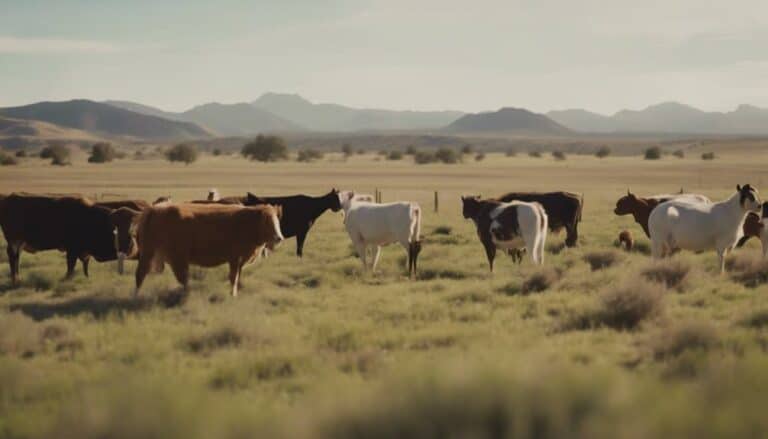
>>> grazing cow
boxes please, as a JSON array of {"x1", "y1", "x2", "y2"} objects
[
  {"x1": 614, "y1": 190, "x2": 711, "y2": 237},
  {"x1": 0, "y1": 194, "x2": 134, "y2": 284},
  {"x1": 87, "y1": 199, "x2": 150, "y2": 275},
  {"x1": 461, "y1": 195, "x2": 548, "y2": 271},
  {"x1": 496, "y1": 191, "x2": 581, "y2": 247},
  {"x1": 618, "y1": 230, "x2": 634, "y2": 251},
  {"x1": 649, "y1": 184, "x2": 761, "y2": 273},
  {"x1": 134, "y1": 203, "x2": 284, "y2": 297},
  {"x1": 243, "y1": 189, "x2": 342, "y2": 257},
  {"x1": 341, "y1": 193, "x2": 422, "y2": 277},
  {"x1": 735, "y1": 212, "x2": 764, "y2": 248}
]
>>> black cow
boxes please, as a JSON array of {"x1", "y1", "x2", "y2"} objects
[
  {"x1": 243, "y1": 189, "x2": 342, "y2": 257},
  {"x1": 0, "y1": 194, "x2": 134, "y2": 284},
  {"x1": 496, "y1": 191, "x2": 583, "y2": 247}
]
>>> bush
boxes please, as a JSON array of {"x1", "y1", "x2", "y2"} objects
[
  {"x1": 461, "y1": 144, "x2": 473, "y2": 155},
  {"x1": 88, "y1": 142, "x2": 117, "y2": 163},
  {"x1": 727, "y1": 255, "x2": 768, "y2": 288},
  {"x1": 701, "y1": 152, "x2": 716, "y2": 160},
  {"x1": 0, "y1": 151, "x2": 18, "y2": 166},
  {"x1": 644, "y1": 146, "x2": 662, "y2": 160},
  {"x1": 673, "y1": 149, "x2": 685, "y2": 158},
  {"x1": 14, "y1": 149, "x2": 26, "y2": 158},
  {"x1": 241, "y1": 135, "x2": 288, "y2": 162},
  {"x1": 521, "y1": 268, "x2": 560, "y2": 294},
  {"x1": 528, "y1": 150, "x2": 542, "y2": 158},
  {"x1": 595, "y1": 146, "x2": 611, "y2": 158},
  {"x1": 552, "y1": 150, "x2": 566, "y2": 161},
  {"x1": 212, "y1": 148, "x2": 222, "y2": 156},
  {"x1": 386, "y1": 150, "x2": 403, "y2": 161},
  {"x1": 474, "y1": 152, "x2": 485, "y2": 161},
  {"x1": 341, "y1": 143, "x2": 353, "y2": 157},
  {"x1": 165, "y1": 143, "x2": 198, "y2": 165},
  {"x1": 648, "y1": 321, "x2": 719, "y2": 360},
  {"x1": 40, "y1": 144, "x2": 71, "y2": 165},
  {"x1": 505, "y1": 147, "x2": 517, "y2": 157},
  {"x1": 641, "y1": 260, "x2": 690, "y2": 291},
  {"x1": 583, "y1": 250, "x2": 622, "y2": 271},
  {"x1": 405, "y1": 145, "x2": 416, "y2": 155},
  {"x1": 297, "y1": 149, "x2": 324, "y2": 162},
  {"x1": 414, "y1": 151, "x2": 436, "y2": 164},
  {"x1": 435, "y1": 148, "x2": 459, "y2": 164}
]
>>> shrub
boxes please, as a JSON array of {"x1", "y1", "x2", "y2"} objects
[
  {"x1": 413, "y1": 151, "x2": 435, "y2": 164},
  {"x1": 528, "y1": 150, "x2": 542, "y2": 158},
  {"x1": 405, "y1": 145, "x2": 416, "y2": 155},
  {"x1": 701, "y1": 152, "x2": 716, "y2": 160},
  {"x1": 648, "y1": 321, "x2": 719, "y2": 360},
  {"x1": 521, "y1": 267, "x2": 560, "y2": 294},
  {"x1": 505, "y1": 147, "x2": 517, "y2": 157},
  {"x1": 26, "y1": 271, "x2": 56, "y2": 291},
  {"x1": 583, "y1": 250, "x2": 622, "y2": 271},
  {"x1": 641, "y1": 260, "x2": 690, "y2": 291},
  {"x1": 596, "y1": 278, "x2": 664, "y2": 330},
  {"x1": 341, "y1": 143, "x2": 353, "y2": 157},
  {"x1": 166, "y1": 143, "x2": 198, "y2": 165},
  {"x1": 434, "y1": 148, "x2": 459, "y2": 164},
  {"x1": 14, "y1": 149, "x2": 26, "y2": 158},
  {"x1": 644, "y1": 146, "x2": 661, "y2": 160},
  {"x1": 552, "y1": 150, "x2": 566, "y2": 161},
  {"x1": 386, "y1": 150, "x2": 403, "y2": 161},
  {"x1": 474, "y1": 152, "x2": 485, "y2": 161},
  {"x1": 672, "y1": 149, "x2": 685, "y2": 158},
  {"x1": 739, "y1": 308, "x2": 768, "y2": 329},
  {"x1": 0, "y1": 151, "x2": 18, "y2": 166},
  {"x1": 595, "y1": 146, "x2": 611, "y2": 158},
  {"x1": 297, "y1": 148, "x2": 324, "y2": 162},
  {"x1": 728, "y1": 254, "x2": 768, "y2": 288},
  {"x1": 88, "y1": 142, "x2": 117, "y2": 163},
  {"x1": 212, "y1": 148, "x2": 222, "y2": 156},
  {"x1": 40, "y1": 144, "x2": 70, "y2": 165},
  {"x1": 241, "y1": 134, "x2": 288, "y2": 162},
  {"x1": 461, "y1": 144, "x2": 473, "y2": 155}
]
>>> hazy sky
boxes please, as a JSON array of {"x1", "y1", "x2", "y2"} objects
[{"x1": 1, "y1": 0, "x2": 767, "y2": 114}]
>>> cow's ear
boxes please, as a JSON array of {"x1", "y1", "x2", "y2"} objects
[{"x1": 737, "y1": 184, "x2": 742, "y2": 192}]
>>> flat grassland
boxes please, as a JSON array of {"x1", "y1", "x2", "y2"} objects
[{"x1": 2, "y1": 148, "x2": 768, "y2": 438}]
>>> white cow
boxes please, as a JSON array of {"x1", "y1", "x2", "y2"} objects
[
  {"x1": 342, "y1": 192, "x2": 422, "y2": 277},
  {"x1": 489, "y1": 201, "x2": 548, "y2": 265},
  {"x1": 649, "y1": 184, "x2": 761, "y2": 272}
]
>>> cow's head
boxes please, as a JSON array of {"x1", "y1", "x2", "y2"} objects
[
  {"x1": 614, "y1": 190, "x2": 640, "y2": 216},
  {"x1": 738, "y1": 184, "x2": 761, "y2": 212},
  {"x1": 326, "y1": 188, "x2": 342, "y2": 212},
  {"x1": 110, "y1": 207, "x2": 142, "y2": 274},
  {"x1": 461, "y1": 195, "x2": 483, "y2": 219},
  {"x1": 263, "y1": 204, "x2": 285, "y2": 250}
]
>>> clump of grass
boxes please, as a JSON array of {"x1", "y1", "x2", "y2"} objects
[
  {"x1": 648, "y1": 321, "x2": 720, "y2": 360},
  {"x1": 417, "y1": 268, "x2": 472, "y2": 281},
  {"x1": 738, "y1": 308, "x2": 768, "y2": 329},
  {"x1": 583, "y1": 250, "x2": 622, "y2": 271},
  {"x1": 0, "y1": 311, "x2": 41, "y2": 357},
  {"x1": 521, "y1": 267, "x2": 560, "y2": 294},
  {"x1": 727, "y1": 254, "x2": 768, "y2": 288},
  {"x1": 185, "y1": 327, "x2": 243, "y2": 355},
  {"x1": 560, "y1": 278, "x2": 664, "y2": 331},
  {"x1": 25, "y1": 271, "x2": 56, "y2": 292},
  {"x1": 641, "y1": 260, "x2": 690, "y2": 291},
  {"x1": 321, "y1": 329, "x2": 361, "y2": 353},
  {"x1": 432, "y1": 225, "x2": 452, "y2": 235},
  {"x1": 338, "y1": 350, "x2": 382, "y2": 376},
  {"x1": 210, "y1": 356, "x2": 297, "y2": 390}
]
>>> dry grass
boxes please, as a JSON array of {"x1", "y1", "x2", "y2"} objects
[
  {"x1": 583, "y1": 250, "x2": 622, "y2": 271},
  {"x1": 647, "y1": 321, "x2": 720, "y2": 361},
  {"x1": 520, "y1": 267, "x2": 561, "y2": 294},
  {"x1": 185, "y1": 327, "x2": 244, "y2": 355},
  {"x1": 640, "y1": 260, "x2": 690, "y2": 291},
  {"x1": 727, "y1": 254, "x2": 768, "y2": 287}
]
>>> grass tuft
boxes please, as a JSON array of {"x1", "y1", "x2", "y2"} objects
[
  {"x1": 185, "y1": 327, "x2": 243, "y2": 355},
  {"x1": 583, "y1": 250, "x2": 622, "y2": 271},
  {"x1": 727, "y1": 254, "x2": 768, "y2": 288},
  {"x1": 648, "y1": 321, "x2": 720, "y2": 360},
  {"x1": 520, "y1": 267, "x2": 560, "y2": 294},
  {"x1": 641, "y1": 260, "x2": 690, "y2": 291}
]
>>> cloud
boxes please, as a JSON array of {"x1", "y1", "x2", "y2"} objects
[{"x1": 0, "y1": 36, "x2": 120, "y2": 54}]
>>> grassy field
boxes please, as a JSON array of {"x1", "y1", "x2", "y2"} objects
[{"x1": 3, "y1": 150, "x2": 768, "y2": 438}]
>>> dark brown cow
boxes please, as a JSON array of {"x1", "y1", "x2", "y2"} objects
[
  {"x1": 134, "y1": 203, "x2": 284, "y2": 297},
  {"x1": 736, "y1": 210, "x2": 764, "y2": 248},
  {"x1": 0, "y1": 193, "x2": 133, "y2": 285},
  {"x1": 496, "y1": 191, "x2": 582, "y2": 247}
]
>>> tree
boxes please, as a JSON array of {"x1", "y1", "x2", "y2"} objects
[
  {"x1": 552, "y1": 150, "x2": 566, "y2": 161},
  {"x1": 528, "y1": 150, "x2": 542, "y2": 158},
  {"x1": 387, "y1": 150, "x2": 403, "y2": 160},
  {"x1": 166, "y1": 143, "x2": 198, "y2": 165},
  {"x1": 88, "y1": 142, "x2": 117, "y2": 163},
  {"x1": 405, "y1": 145, "x2": 417, "y2": 155},
  {"x1": 0, "y1": 151, "x2": 18, "y2": 166},
  {"x1": 461, "y1": 144, "x2": 473, "y2": 155},
  {"x1": 505, "y1": 148, "x2": 517, "y2": 157},
  {"x1": 595, "y1": 146, "x2": 611, "y2": 158},
  {"x1": 15, "y1": 149, "x2": 26, "y2": 158},
  {"x1": 341, "y1": 143, "x2": 353, "y2": 157},
  {"x1": 241, "y1": 135, "x2": 288, "y2": 162},
  {"x1": 644, "y1": 146, "x2": 662, "y2": 160},
  {"x1": 672, "y1": 149, "x2": 685, "y2": 158},
  {"x1": 435, "y1": 148, "x2": 459, "y2": 164},
  {"x1": 212, "y1": 148, "x2": 222, "y2": 156},
  {"x1": 297, "y1": 149, "x2": 324, "y2": 162},
  {"x1": 414, "y1": 151, "x2": 436, "y2": 164},
  {"x1": 40, "y1": 144, "x2": 70, "y2": 166},
  {"x1": 475, "y1": 152, "x2": 486, "y2": 161},
  {"x1": 701, "y1": 152, "x2": 716, "y2": 160}
]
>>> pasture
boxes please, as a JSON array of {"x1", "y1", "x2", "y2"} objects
[{"x1": 3, "y1": 149, "x2": 768, "y2": 438}]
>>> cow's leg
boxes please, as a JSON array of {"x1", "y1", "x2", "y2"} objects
[
  {"x1": 370, "y1": 246, "x2": 381, "y2": 272},
  {"x1": 228, "y1": 259, "x2": 241, "y2": 297},
  {"x1": 483, "y1": 241, "x2": 496, "y2": 273},
  {"x1": 717, "y1": 248, "x2": 726, "y2": 274},
  {"x1": 65, "y1": 251, "x2": 78, "y2": 279},
  {"x1": 564, "y1": 223, "x2": 578, "y2": 247},
  {"x1": 296, "y1": 229, "x2": 308, "y2": 258},
  {"x1": 80, "y1": 255, "x2": 90, "y2": 277},
  {"x1": 7, "y1": 243, "x2": 20, "y2": 286},
  {"x1": 761, "y1": 232, "x2": 768, "y2": 258},
  {"x1": 134, "y1": 252, "x2": 152, "y2": 297},
  {"x1": 169, "y1": 259, "x2": 190, "y2": 292},
  {"x1": 354, "y1": 241, "x2": 368, "y2": 270},
  {"x1": 410, "y1": 241, "x2": 422, "y2": 278},
  {"x1": 650, "y1": 238, "x2": 664, "y2": 260}
]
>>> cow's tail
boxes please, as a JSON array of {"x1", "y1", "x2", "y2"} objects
[
  {"x1": 410, "y1": 203, "x2": 422, "y2": 243},
  {"x1": 577, "y1": 193, "x2": 584, "y2": 224}
]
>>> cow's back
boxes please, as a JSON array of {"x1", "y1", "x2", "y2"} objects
[{"x1": 498, "y1": 192, "x2": 580, "y2": 229}]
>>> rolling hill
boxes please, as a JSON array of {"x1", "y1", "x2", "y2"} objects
[
  {"x1": 0, "y1": 116, "x2": 106, "y2": 149},
  {"x1": 445, "y1": 107, "x2": 571, "y2": 135},
  {"x1": 0, "y1": 100, "x2": 211, "y2": 140},
  {"x1": 252, "y1": 92, "x2": 464, "y2": 131}
]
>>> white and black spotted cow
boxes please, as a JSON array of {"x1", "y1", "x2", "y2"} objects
[{"x1": 461, "y1": 196, "x2": 548, "y2": 272}]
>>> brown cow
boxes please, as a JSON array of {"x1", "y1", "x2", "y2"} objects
[
  {"x1": 613, "y1": 191, "x2": 710, "y2": 238},
  {"x1": 0, "y1": 193, "x2": 134, "y2": 284},
  {"x1": 618, "y1": 230, "x2": 633, "y2": 251},
  {"x1": 134, "y1": 203, "x2": 284, "y2": 297}
]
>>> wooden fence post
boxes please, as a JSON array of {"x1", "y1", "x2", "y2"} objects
[{"x1": 434, "y1": 191, "x2": 439, "y2": 212}]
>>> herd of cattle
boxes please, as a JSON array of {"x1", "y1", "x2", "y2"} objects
[{"x1": 0, "y1": 184, "x2": 765, "y2": 296}]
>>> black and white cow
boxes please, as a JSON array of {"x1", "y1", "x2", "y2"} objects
[{"x1": 461, "y1": 195, "x2": 548, "y2": 272}]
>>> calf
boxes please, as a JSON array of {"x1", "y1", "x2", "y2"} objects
[
  {"x1": 462, "y1": 195, "x2": 548, "y2": 271},
  {"x1": 496, "y1": 191, "x2": 581, "y2": 247},
  {"x1": 243, "y1": 189, "x2": 342, "y2": 257},
  {"x1": 0, "y1": 193, "x2": 133, "y2": 284},
  {"x1": 134, "y1": 203, "x2": 284, "y2": 297},
  {"x1": 341, "y1": 192, "x2": 422, "y2": 277},
  {"x1": 618, "y1": 230, "x2": 634, "y2": 251},
  {"x1": 649, "y1": 184, "x2": 761, "y2": 273},
  {"x1": 614, "y1": 190, "x2": 711, "y2": 237}
]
